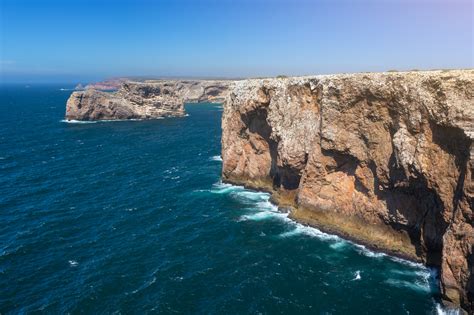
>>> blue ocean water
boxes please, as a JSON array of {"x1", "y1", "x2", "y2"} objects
[{"x1": 0, "y1": 85, "x2": 446, "y2": 314}]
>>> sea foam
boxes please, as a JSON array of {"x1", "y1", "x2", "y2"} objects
[
  {"x1": 212, "y1": 180, "x2": 441, "y2": 304},
  {"x1": 436, "y1": 304, "x2": 461, "y2": 315},
  {"x1": 209, "y1": 155, "x2": 223, "y2": 162},
  {"x1": 352, "y1": 270, "x2": 361, "y2": 281},
  {"x1": 61, "y1": 119, "x2": 97, "y2": 124},
  {"x1": 60, "y1": 118, "x2": 151, "y2": 124}
]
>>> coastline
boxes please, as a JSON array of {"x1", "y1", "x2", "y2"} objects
[{"x1": 222, "y1": 176, "x2": 423, "y2": 264}]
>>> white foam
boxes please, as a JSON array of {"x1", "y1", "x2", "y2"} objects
[
  {"x1": 353, "y1": 244, "x2": 386, "y2": 258},
  {"x1": 329, "y1": 241, "x2": 349, "y2": 250},
  {"x1": 388, "y1": 256, "x2": 426, "y2": 269},
  {"x1": 233, "y1": 191, "x2": 269, "y2": 203},
  {"x1": 61, "y1": 119, "x2": 97, "y2": 124},
  {"x1": 436, "y1": 304, "x2": 461, "y2": 315},
  {"x1": 60, "y1": 118, "x2": 149, "y2": 124},
  {"x1": 131, "y1": 276, "x2": 157, "y2": 294},
  {"x1": 240, "y1": 211, "x2": 287, "y2": 222},
  {"x1": 68, "y1": 260, "x2": 78, "y2": 267},
  {"x1": 279, "y1": 224, "x2": 341, "y2": 241},
  {"x1": 212, "y1": 181, "x2": 438, "y2": 293},
  {"x1": 209, "y1": 155, "x2": 223, "y2": 162},
  {"x1": 210, "y1": 181, "x2": 245, "y2": 194},
  {"x1": 352, "y1": 270, "x2": 361, "y2": 281},
  {"x1": 278, "y1": 228, "x2": 304, "y2": 238}
]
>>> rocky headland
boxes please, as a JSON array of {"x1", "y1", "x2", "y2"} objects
[
  {"x1": 221, "y1": 70, "x2": 474, "y2": 312},
  {"x1": 65, "y1": 80, "x2": 233, "y2": 121}
]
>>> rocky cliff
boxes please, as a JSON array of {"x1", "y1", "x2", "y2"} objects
[
  {"x1": 65, "y1": 80, "x2": 233, "y2": 121},
  {"x1": 221, "y1": 70, "x2": 474, "y2": 312}
]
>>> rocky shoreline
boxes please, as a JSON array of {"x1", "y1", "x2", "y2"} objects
[
  {"x1": 221, "y1": 70, "x2": 474, "y2": 313},
  {"x1": 222, "y1": 177, "x2": 423, "y2": 263}
]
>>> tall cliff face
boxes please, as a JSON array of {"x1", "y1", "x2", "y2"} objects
[
  {"x1": 65, "y1": 80, "x2": 233, "y2": 121},
  {"x1": 221, "y1": 70, "x2": 474, "y2": 312}
]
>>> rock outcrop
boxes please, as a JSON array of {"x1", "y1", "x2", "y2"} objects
[
  {"x1": 221, "y1": 70, "x2": 474, "y2": 312},
  {"x1": 65, "y1": 80, "x2": 233, "y2": 121}
]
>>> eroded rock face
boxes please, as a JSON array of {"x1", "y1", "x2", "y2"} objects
[
  {"x1": 221, "y1": 70, "x2": 474, "y2": 312},
  {"x1": 65, "y1": 80, "x2": 233, "y2": 121}
]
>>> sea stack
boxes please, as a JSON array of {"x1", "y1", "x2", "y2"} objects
[
  {"x1": 65, "y1": 80, "x2": 233, "y2": 121},
  {"x1": 221, "y1": 70, "x2": 474, "y2": 312}
]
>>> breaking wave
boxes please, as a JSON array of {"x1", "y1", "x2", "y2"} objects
[
  {"x1": 352, "y1": 270, "x2": 361, "y2": 281},
  {"x1": 213, "y1": 181, "x2": 441, "y2": 299},
  {"x1": 60, "y1": 118, "x2": 150, "y2": 124},
  {"x1": 436, "y1": 304, "x2": 461, "y2": 315},
  {"x1": 61, "y1": 119, "x2": 97, "y2": 124},
  {"x1": 209, "y1": 155, "x2": 223, "y2": 162}
]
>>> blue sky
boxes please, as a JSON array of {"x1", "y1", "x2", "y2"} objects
[{"x1": 0, "y1": 0, "x2": 472, "y2": 83}]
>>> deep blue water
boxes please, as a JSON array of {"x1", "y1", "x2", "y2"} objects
[{"x1": 0, "y1": 85, "x2": 446, "y2": 314}]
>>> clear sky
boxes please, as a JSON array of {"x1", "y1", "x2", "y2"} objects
[{"x1": 0, "y1": 0, "x2": 472, "y2": 83}]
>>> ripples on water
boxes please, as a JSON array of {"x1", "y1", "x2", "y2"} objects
[{"x1": 0, "y1": 85, "x2": 451, "y2": 314}]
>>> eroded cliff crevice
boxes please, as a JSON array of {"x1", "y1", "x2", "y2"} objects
[{"x1": 221, "y1": 70, "x2": 474, "y2": 312}]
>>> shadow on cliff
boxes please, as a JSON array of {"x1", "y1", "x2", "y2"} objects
[
  {"x1": 240, "y1": 92, "x2": 303, "y2": 191},
  {"x1": 382, "y1": 121, "x2": 470, "y2": 267}
]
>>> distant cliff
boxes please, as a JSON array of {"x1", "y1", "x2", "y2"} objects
[
  {"x1": 65, "y1": 80, "x2": 233, "y2": 121},
  {"x1": 221, "y1": 70, "x2": 474, "y2": 312}
]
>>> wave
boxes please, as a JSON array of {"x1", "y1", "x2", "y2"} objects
[
  {"x1": 385, "y1": 265, "x2": 435, "y2": 295},
  {"x1": 353, "y1": 244, "x2": 386, "y2": 259},
  {"x1": 210, "y1": 181, "x2": 245, "y2": 194},
  {"x1": 68, "y1": 260, "x2": 79, "y2": 267},
  {"x1": 213, "y1": 182, "x2": 390, "y2": 254},
  {"x1": 279, "y1": 224, "x2": 341, "y2": 241},
  {"x1": 436, "y1": 304, "x2": 461, "y2": 315},
  {"x1": 329, "y1": 241, "x2": 349, "y2": 250},
  {"x1": 210, "y1": 182, "x2": 286, "y2": 222},
  {"x1": 213, "y1": 183, "x2": 345, "y2": 240},
  {"x1": 352, "y1": 270, "x2": 361, "y2": 281},
  {"x1": 212, "y1": 180, "x2": 440, "y2": 303},
  {"x1": 61, "y1": 118, "x2": 150, "y2": 124},
  {"x1": 237, "y1": 195, "x2": 286, "y2": 222},
  {"x1": 233, "y1": 191, "x2": 270, "y2": 204},
  {"x1": 131, "y1": 276, "x2": 157, "y2": 295},
  {"x1": 61, "y1": 119, "x2": 97, "y2": 124},
  {"x1": 388, "y1": 256, "x2": 426, "y2": 269},
  {"x1": 209, "y1": 155, "x2": 223, "y2": 162},
  {"x1": 384, "y1": 278, "x2": 431, "y2": 293},
  {"x1": 390, "y1": 269, "x2": 420, "y2": 277},
  {"x1": 239, "y1": 210, "x2": 287, "y2": 222}
]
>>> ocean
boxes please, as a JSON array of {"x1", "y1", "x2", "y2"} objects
[{"x1": 0, "y1": 85, "x2": 447, "y2": 314}]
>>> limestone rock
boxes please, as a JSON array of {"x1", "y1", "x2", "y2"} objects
[
  {"x1": 221, "y1": 70, "x2": 474, "y2": 312},
  {"x1": 65, "y1": 80, "x2": 233, "y2": 121}
]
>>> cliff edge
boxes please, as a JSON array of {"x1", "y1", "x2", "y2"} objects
[
  {"x1": 65, "y1": 80, "x2": 233, "y2": 121},
  {"x1": 221, "y1": 70, "x2": 474, "y2": 312}
]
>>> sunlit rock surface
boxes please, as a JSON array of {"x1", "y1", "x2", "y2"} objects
[
  {"x1": 221, "y1": 70, "x2": 474, "y2": 312},
  {"x1": 65, "y1": 80, "x2": 233, "y2": 121}
]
